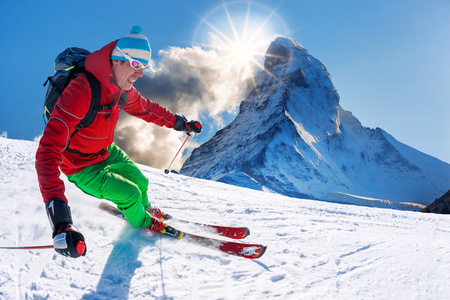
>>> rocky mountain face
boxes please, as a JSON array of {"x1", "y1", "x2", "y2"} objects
[
  {"x1": 180, "y1": 37, "x2": 450, "y2": 208},
  {"x1": 421, "y1": 190, "x2": 450, "y2": 214}
]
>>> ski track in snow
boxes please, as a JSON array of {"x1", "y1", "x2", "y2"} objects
[{"x1": 1, "y1": 137, "x2": 450, "y2": 299}]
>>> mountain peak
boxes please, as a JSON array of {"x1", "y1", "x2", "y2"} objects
[
  {"x1": 264, "y1": 37, "x2": 301, "y2": 72},
  {"x1": 181, "y1": 37, "x2": 450, "y2": 207}
]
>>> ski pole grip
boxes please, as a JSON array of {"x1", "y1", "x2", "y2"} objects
[{"x1": 76, "y1": 240, "x2": 86, "y2": 256}]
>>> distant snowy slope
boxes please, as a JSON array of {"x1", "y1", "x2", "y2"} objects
[
  {"x1": 1, "y1": 137, "x2": 450, "y2": 299},
  {"x1": 382, "y1": 129, "x2": 449, "y2": 189},
  {"x1": 181, "y1": 37, "x2": 450, "y2": 207}
]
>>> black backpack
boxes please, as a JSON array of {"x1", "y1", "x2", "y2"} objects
[
  {"x1": 43, "y1": 47, "x2": 126, "y2": 153},
  {"x1": 43, "y1": 47, "x2": 106, "y2": 128}
]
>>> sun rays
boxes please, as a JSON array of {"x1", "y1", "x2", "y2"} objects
[{"x1": 193, "y1": 1, "x2": 290, "y2": 87}]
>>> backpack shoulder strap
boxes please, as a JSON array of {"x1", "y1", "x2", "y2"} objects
[
  {"x1": 65, "y1": 71, "x2": 103, "y2": 155},
  {"x1": 118, "y1": 91, "x2": 127, "y2": 108},
  {"x1": 76, "y1": 71, "x2": 101, "y2": 130}
]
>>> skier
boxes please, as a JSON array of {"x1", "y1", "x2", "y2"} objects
[{"x1": 36, "y1": 26, "x2": 201, "y2": 258}]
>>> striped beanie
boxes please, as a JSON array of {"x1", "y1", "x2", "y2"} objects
[{"x1": 111, "y1": 26, "x2": 151, "y2": 65}]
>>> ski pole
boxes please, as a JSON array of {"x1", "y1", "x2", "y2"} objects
[
  {"x1": 164, "y1": 135, "x2": 190, "y2": 174},
  {"x1": 0, "y1": 245, "x2": 53, "y2": 250}
]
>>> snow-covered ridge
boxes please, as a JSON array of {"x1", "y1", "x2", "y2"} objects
[
  {"x1": 1, "y1": 136, "x2": 450, "y2": 299},
  {"x1": 181, "y1": 37, "x2": 450, "y2": 208}
]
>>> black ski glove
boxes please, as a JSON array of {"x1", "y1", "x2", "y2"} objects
[
  {"x1": 174, "y1": 115, "x2": 202, "y2": 136},
  {"x1": 53, "y1": 224, "x2": 86, "y2": 258},
  {"x1": 46, "y1": 198, "x2": 87, "y2": 258}
]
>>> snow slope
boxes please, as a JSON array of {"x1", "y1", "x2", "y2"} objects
[{"x1": 1, "y1": 137, "x2": 450, "y2": 299}]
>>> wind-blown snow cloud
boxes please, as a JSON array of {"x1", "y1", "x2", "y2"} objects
[{"x1": 115, "y1": 43, "x2": 255, "y2": 170}]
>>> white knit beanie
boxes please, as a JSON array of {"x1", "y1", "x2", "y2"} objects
[{"x1": 111, "y1": 26, "x2": 151, "y2": 65}]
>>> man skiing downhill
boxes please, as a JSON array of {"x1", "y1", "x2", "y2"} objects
[{"x1": 36, "y1": 26, "x2": 201, "y2": 258}]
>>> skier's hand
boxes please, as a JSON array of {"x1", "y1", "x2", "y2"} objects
[
  {"x1": 174, "y1": 115, "x2": 202, "y2": 136},
  {"x1": 185, "y1": 121, "x2": 202, "y2": 136},
  {"x1": 45, "y1": 198, "x2": 86, "y2": 258},
  {"x1": 53, "y1": 224, "x2": 87, "y2": 258}
]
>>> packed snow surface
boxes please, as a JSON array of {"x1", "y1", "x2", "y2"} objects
[{"x1": 1, "y1": 137, "x2": 450, "y2": 299}]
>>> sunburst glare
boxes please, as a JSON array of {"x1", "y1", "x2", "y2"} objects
[{"x1": 193, "y1": 1, "x2": 289, "y2": 85}]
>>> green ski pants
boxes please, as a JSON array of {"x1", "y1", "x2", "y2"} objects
[{"x1": 68, "y1": 143, "x2": 153, "y2": 229}]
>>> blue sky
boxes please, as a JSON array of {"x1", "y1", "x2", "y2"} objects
[{"x1": 1, "y1": 0, "x2": 449, "y2": 164}]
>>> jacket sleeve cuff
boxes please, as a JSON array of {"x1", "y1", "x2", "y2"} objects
[{"x1": 173, "y1": 115, "x2": 186, "y2": 131}]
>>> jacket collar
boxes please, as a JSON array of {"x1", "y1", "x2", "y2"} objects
[{"x1": 85, "y1": 40, "x2": 121, "y2": 93}]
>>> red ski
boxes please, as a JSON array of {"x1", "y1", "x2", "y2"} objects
[
  {"x1": 99, "y1": 202, "x2": 249, "y2": 239},
  {"x1": 158, "y1": 214, "x2": 249, "y2": 240},
  {"x1": 182, "y1": 233, "x2": 266, "y2": 259},
  {"x1": 98, "y1": 202, "x2": 267, "y2": 259}
]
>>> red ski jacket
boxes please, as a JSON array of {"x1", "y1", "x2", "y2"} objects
[{"x1": 36, "y1": 40, "x2": 177, "y2": 204}]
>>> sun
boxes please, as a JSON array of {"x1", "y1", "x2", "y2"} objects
[
  {"x1": 207, "y1": 30, "x2": 267, "y2": 80},
  {"x1": 227, "y1": 38, "x2": 255, "y2": 69},
  {"x1": 193, "y1": 1, "x2": 289, "y2": 83}
]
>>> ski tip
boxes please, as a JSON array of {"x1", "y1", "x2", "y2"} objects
[
  {"x1": 257, "y1": 245, "x2": 267, "y2": 258},
  {"x1": 241, "y1": 227, "x2": 250, "y2": 239}
]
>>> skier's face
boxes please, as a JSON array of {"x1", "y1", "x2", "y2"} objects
[{"x1": 112, "y1": 60, "x2": 144, "y2": 90}]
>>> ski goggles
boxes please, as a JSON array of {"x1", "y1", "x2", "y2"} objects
[{"x1": 115, "y1": 46, "x2": 149, "y2": 70}]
